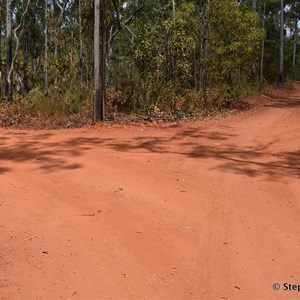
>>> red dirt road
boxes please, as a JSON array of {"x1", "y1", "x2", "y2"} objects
[{"x1": 0, "y1": 86, "x2": 300, "y2": 300}]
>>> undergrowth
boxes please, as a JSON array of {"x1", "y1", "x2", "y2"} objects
[{"x1": 0, "y1": 81, "x2": 294, "y2": 129}]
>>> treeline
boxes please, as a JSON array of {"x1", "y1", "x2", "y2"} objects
[{"x1": 0, "y1": 0, "x2": 299, "y2": 121}]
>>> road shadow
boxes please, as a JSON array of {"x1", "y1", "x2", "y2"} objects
[
  {"x1": 0, "y1": 132, "x2": 113, "y2": 173},
  {"x1": 0, "y1": 116, "x2": 299, "y2": 181},
  {"x1": 0, "y1": 167, "x2": 10, "y2": 175},
  {"x1": 189, "y1": 143, "x2": 300, "y2": 180},
  {"x1": 105, "y1": 129, "x2": 300, "y2": 180},
  {"x1": 264, "y1": 97, "x2": 300, "y2": 109}
]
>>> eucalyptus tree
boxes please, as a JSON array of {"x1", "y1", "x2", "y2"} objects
[
  {"x1": 6, "y1": 0, "x2": 12, "y2": 101},
  {"x1": 1, "y1": 0, "x2": 299, "y2": 118},
  {"x1": 100, "y1": 0, "x2": 107, "y2": 120},
  {"x1": 0, "y1": 0, "x2": 4, "y2": 98},
  {"x1": 106, "y1": 0, "x2": 143, "y2": 84},
  {"x1": 94, "y1": 0, "x2": 101, "y2": 122},
  {"x1": 79, "y1": 0, "x2": 83, "y2": 99},
  {"x1": 286, "y1": 0, "x2": 300, "y2": 72},
  {"x1": 278, "y1": 0, "x2": 284, "y2": 85},
  {"x1": 0, "y1": 26, "x2": 2, "y2": 97},
  {"x1": 44, "y1": 0, "x2": 48, "y2": 93},
  {"x1": 260, "y1": 0, "x2": 266, "y2": 89},
  {"x1": 7, "y1": 0, "x2": 31, "y2": 96}
]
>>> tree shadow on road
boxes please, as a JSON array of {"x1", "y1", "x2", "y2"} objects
[
  {"x1": 105, "y1": 129, "x2": 300, "y2": 181},
  {"x1": 0, "y1": 132, "x2": 113, "y2": 173},
  {"x1": 0, "y1": 167, "x2": 10, "y2": 174},
  {"x1": 0, "y1": 125, "x2": 299, "y2": 181},
  {"x1": 189, "y1": 143, "x2": 300, "y2": 180},
  {"x1": 264, "y1": 97, "x2": 300, "y2": 109}
]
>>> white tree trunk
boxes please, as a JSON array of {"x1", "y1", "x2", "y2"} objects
[
  {"x1": 253, "y1": 0, "x2": 257, "y2": 12},
  {"x1": 260, "y1": 1, "x2": 266, "y2": 89},
  {"x1": 6, "y1": 0, "x2": 12, "y2": 101},
  {"x1": 7, "y1": 0, "x2": 31, "y2": 96},
  {"x1": 293, "y1": 42, "x2": 297, "y2": 69},
  {"x1": 94, "y1": 0, "x2": 101, "y2": 122},
  {"x1": 45, "y1": 0, "x2": 49, "y2": 93},
  {"x1": 0, "y1": 25, "x2": 2, "y2": 97},
  {"x1": 100, "y1": 0, "x2": 106, "y2": 120},
  {"x1": 293, "y1": 19, "x2": 298, "y2": 70},
  {"x1": 279, "y1": 0, "x2": 284, "y2": 85},
  {"x1": 79, "y1": 0, "x2": 83, "y2": 100},
  {"x1": 106, "y1": 25, "x2": 113, "y2": 86}
]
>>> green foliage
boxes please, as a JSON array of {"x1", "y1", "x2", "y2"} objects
[
  {"x1": 134, "y1": 2, "x2": 198, "y2": 85},
  {"x1": 207, "y1": 0, "x2": 264, "y2": 88},
  {"x1": 111, "y1": 0, "x2": 264, "y2": 112},
  {"x1": 1, "y1": 0, "x2": 300, "y2": 121}
]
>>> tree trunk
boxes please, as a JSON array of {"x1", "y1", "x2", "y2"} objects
[
  {"x1": 6, "y1": 0, "x2": 13, "y2": 101},
  {"x1": 260, "y1": 1, "x2": 266, "y2": 90},
  {"x1": 293, "y1": 18, "x2": 298, "y2": 71},
  {"x1": 172, "y1": 0, "x2": 176, "y2": 23},
  {"x1": 202, "y1": 2, "x2": 209, "y2": 89},
  {"x1": 0, "y1": 25, "x2": 2, "y2": 98},
  {"x1": 79, "y1": 0, "x2": 83, "y2": 100},
  {"x1": 293, "y1": 41, "x2": 297, "y2": 70},
  {"x1": 253, "y1": 0, "x2": 257, "y2": 12},
  {"x1": 45, "y1": 0, "x2": 49, "y2": 94},
  {"x1": 7, "y1": 0, "x2": 31, "y2": 96},
  {"x1": 100, "y1": 0, "x2": 106, "y2": 121},
  {"x1": 278, "y1": 0, "x2": 284, "y2": 86},
  {"x1": 93, "y1": 0, "x2": 101, "y2": 122},
  {"x1": 50, "y1": 0, "x2": 58, "y2": 58},
  {"x1": 22, "y1": 16, "x2": 29, "y2": 93},
  {"x1": 106, "y1": 25, "x2": 114, "y2": 86}
]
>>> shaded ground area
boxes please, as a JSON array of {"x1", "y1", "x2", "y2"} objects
[
  {"x1": 0, "y1": 83, "x2": 299, "y2": 299},
  {"x1": 0, "y1": 126, "x2": 299, "y2": 180}
]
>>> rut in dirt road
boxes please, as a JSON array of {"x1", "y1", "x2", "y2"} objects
[{"x1": 0, "y1": 84, "x2": 300, "y2": 300}]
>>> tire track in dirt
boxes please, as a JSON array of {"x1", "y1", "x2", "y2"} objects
[{"x1": 0, "y1": 83, "x2": 300, "y2": 299}]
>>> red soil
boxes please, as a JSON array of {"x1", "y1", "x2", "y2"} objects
[{"x1": 0, "y1": 84, "x2": 299, "y2": 300}]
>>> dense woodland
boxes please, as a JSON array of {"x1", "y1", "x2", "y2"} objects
[{"x1": 0, "y1": 0, "x2": 299, "y2": 122}]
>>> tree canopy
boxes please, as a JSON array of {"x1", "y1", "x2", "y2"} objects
[{"x1": 0, "y1": 0, "x2": 299, "y2": 120}]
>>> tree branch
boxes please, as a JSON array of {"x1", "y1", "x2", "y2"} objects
[
  {"x1": 8, "y1": 0, "x2": 31, "y2": 89},
  {"x1": 112, "y1": 5, "x2": 143, "y2": 40},
  {"x1": 56, "y1": 0, "x2": 70, "y2": 27}
]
